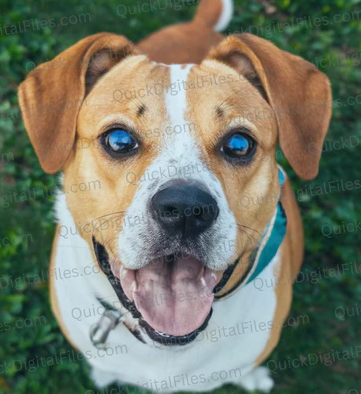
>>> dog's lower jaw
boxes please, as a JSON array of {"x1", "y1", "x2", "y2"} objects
[{"x1": 93, "y1": 237, "x2": 222, "y2": 345}]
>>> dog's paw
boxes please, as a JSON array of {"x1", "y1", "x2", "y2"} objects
[
  {"x1": 90, "y1": 366, "x2": 118, "y2": 388},
  {"x1": 238, "y1": 366, "x2": 274, "y2": 393}
]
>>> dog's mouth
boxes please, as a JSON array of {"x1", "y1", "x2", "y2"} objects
[
  {"x1": 92, "y1": 238, "x2": 226, "y2": 345},
  {"x1": 118, "y1": 254, "x2": 222, "y2": 337}
]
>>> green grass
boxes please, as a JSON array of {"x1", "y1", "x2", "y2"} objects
[{"x1": 1, "y1": 0, "x2": 361, "y2": 393}]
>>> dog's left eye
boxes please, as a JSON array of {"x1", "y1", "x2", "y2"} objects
[
  {"x1": 221, "y1": 133, "x2": 255, "y2": 161},
  {"x1": 102, "y1": 129, "x2": 138, "y2": 156}
]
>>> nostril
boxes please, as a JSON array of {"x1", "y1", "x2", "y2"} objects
[
  {"x1": 159, "y1": 205, "x2": 180, "y2": 221},
  {"x1": 194, "y1": 203, "x2": 219, "y2": 222},
  {"x1": 163, "y1": 205, "x2": 177, "y2": 214},
  {"x1": 201, "y1": 207, "x2": 218, "y2": 222}
]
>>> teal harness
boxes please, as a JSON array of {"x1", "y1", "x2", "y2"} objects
[
  {"x1": 247, "y1": 168, "x2": 287, "y2": 283},
  {"x1": 215, "y1": 167, "x2": 287, "y2": 300}
]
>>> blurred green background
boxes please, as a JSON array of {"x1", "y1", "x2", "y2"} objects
[{"x1": 0, "y1": 0, "x2": 361, "y2": 393}]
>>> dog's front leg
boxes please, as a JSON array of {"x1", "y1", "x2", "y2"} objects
[
  {"x1": 236, "y1": 366, "x2": 274, "y2": 393},
  {"x1": 91, "y1": 365, "x2": 120, "y2": 388}
]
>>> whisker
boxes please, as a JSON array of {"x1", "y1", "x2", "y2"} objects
[
  {"x1": 237, "y1": 224, "x2": 263, "y2": 236},
  {"x1": 94, "y1": 211, "x2": 126, "y2": 221}
]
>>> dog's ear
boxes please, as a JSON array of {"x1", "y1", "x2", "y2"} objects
[
  {"x1": 18, "y1": 33, "x2": 137, "y2": 174},
  {"x1": 207, "y1": 34, "x2": 332, "y2": 180}
]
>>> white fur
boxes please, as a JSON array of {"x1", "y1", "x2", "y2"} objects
[
  {"x1": 53, "y1": 191, "x2": 280, "y2": 392},
  {"x1": 239, "y1": 366, "x2": 274, "y2": 393},
  {"x1": 214, "y1": 0, "x2": 234, "y2": 32},
  {"x1": 53, "y1": 60, "x2": 279, "y2": 393}
]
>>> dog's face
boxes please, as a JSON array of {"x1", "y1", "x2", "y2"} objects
[
  {"x1": 19, "y1": 33, "x2": 331, "y2": 346},
  {"x1": 64, "y1": 55, "x2": 279, "y2": 340}
]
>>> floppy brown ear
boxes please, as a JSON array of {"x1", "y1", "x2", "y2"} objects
[
  {"x1": 207, "y1": 34, "x2": 332, "y2": 180},
  {"x1": 18, "y1": 33, "x2": 137, "y2": 174}
]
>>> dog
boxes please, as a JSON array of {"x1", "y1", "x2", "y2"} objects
[{"x1": 18, "y1": 0, "x2": 332, "y2": 391}]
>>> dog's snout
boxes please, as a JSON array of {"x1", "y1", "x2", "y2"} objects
[{"x1": 151, "y1": 182, "x2": 219, "y2": 237}]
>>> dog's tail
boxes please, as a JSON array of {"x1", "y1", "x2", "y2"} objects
[{"x1": 193, "y1": 0, "x2": 234, "y2": 32}]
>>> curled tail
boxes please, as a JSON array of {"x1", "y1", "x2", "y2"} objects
[{"x1": 193, "y1": 0, "x2": 234, "y2": 32}]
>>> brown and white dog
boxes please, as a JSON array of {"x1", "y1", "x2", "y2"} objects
[{"x1": 18, "y1": 0, "x2": 332, "y2": 391}]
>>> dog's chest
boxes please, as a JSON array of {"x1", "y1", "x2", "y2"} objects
[{"x1": 52, "y1": 194, "x2": 280, "y2": 391}]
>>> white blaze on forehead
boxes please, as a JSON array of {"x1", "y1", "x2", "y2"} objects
[
  {"x1": 166, "y1": 64, "x2": 194, "y2": 129},
  {"x1": 118, "y1": 63, "x2": 238, "y2": 271},
  {"x1": 160, "y1": 63, "x2": 201, "y2": 169}
]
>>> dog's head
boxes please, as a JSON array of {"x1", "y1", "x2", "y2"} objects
[{"x1": 18, "y1": 33, "x2": 331, "y2": 346}]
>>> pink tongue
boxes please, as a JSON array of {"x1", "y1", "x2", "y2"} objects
[{"x1": 120, "y1": 257, "x2": 218, "y2": 336}]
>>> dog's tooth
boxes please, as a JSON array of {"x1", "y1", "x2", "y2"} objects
[
  {"x1": 196, "y1": 266, "x2": 205, "y2": 281},
  {"x1": 200, "y1": 277, "x2": 207, "y2": 287},
  {"x1": 130, "y1": 281, "x2": 138, "y2": 292},
  {"x1": 211, "y1": 272, "x2": 217, "y2": 281},
  {"x1": 119, "y1": 266, "x2": 128, "y2": 278}
]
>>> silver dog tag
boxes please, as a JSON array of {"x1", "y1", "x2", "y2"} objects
[{"x1": 90, "y1": 309, "x2": 122, "y2": 349}]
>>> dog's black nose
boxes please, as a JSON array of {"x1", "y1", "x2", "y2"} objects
[{"x1": 151, "y1": 181, "x2": 219, "y2": 237}]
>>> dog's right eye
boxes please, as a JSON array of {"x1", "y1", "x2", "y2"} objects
[{"x1": 101, "y1": 129, "x2": 139, "y2": 156}]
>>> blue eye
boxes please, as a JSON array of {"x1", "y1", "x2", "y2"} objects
[
  {"x1": 104, "y1": 129, "x2": 138, "y2": 155},
  {"x1": 222, "y1": 133, "x2": 255, "y2": 160}
]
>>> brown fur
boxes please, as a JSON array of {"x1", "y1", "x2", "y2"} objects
[
  {"x1": 208, "y1": 34, "x2": 332, "y2": 180},
  {"x1": 137, "y1": 0, "x2": 224, "y2": 63},
  {"x1": 255, "y1": 177, "x2": 304, "y2": 365}
]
